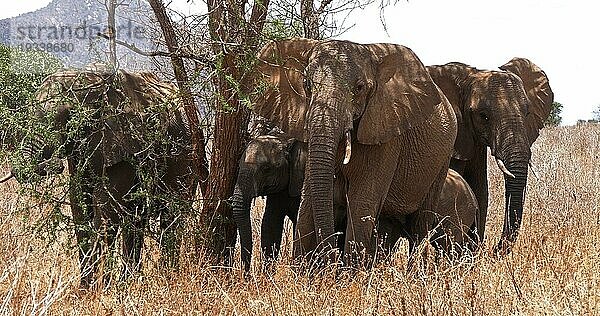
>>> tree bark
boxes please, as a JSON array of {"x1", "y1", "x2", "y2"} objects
[
  {"x1": 106, "y1": 0, "x2": 117, "y2": 67},
  {"x1": 197, "y1": 0, "x2": 270, "y2": 265},
  {"x1": 148, "y1": 0, "x2": 209, "y2": 195},
  {"x1": 301, "y1": 0, "x2": 321, "y2": 39}
]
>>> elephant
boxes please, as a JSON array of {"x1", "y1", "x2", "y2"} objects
[
  {"x1": 433, "y1": 169, "x2": 478, "y2": 255},
  {"x1": 427, "y1": 59, "x2": 553, "y2": 255},
  {"x1": 0, "y1": 66, "x2": 197, "y2": 287},
  {"x1": 252, "y1": 38, "x2": 457, "y2": 268},
  {"x1": 379, "y1": 169, "x2": 479, "y2": 259},
  {"x1": 229, "y1": 133, "x2": 347, "y2": 271},
  {"x1": 230, "y1": 134, "x2": 476, "y2": 270}
]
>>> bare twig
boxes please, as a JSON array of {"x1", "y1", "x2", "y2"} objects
[{"x1": 96, "y1": 33, "x2": 215, "y2": 68}]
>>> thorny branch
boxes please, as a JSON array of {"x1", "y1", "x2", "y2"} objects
[{"x1": 96, "y1": 33, "x2": 215, "y2": 68}]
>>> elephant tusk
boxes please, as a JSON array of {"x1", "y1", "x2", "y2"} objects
[
  {"x1": 343, "y1": 131, "x2": 352, "y2": 165},
  {"x1": 495, "y1": 159, "x2": 516, "y2": 178},
  {"x1": 528, "y1": 161, "x2": 539, "y2": 180},
  {"x1": 0, "y1": 170, "x2": 14, "y2": 183}
]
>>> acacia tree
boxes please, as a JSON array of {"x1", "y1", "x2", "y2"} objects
[
  {"x1": 143, "y1": 0, "x2": 374, "y2": 265},
  {"x1": 545, "y1": 101, "x2": 563, "y2": 126},
  {"x1": 147, "y1": 0, "x2": 210, "y2": 196}
]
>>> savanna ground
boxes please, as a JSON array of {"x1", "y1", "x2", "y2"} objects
[{"x1": 0, "y1": 124, "x2": 599, "y2": 315}]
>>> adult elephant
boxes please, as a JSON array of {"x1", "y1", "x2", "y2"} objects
[
  {"x1": 427, "y1": 58, "x2": 553, "y2": 255},
  {"x1": 253, "y1": 38, "x2": 457, "y2": 267},
  {"x1": 229, "y1": 134, "x2": 347, "y2": 271},
  {"x1": 0, "y1": 67, "x2": 197, "y2": 287}
]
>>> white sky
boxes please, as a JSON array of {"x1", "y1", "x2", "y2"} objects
[{"x1": 2, "y1": 0, "x2": 598, "y2": 124}]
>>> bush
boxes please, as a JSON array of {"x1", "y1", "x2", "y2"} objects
[{"x1": 0, "y1": 44, "x2": 62, "y2": 150}]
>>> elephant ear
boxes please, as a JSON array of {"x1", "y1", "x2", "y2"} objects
[
  {"x1": 115, "y1": 70, "x2": 179, "y2": 113},
  {"x1": 103, "y1": 70, "x2": 177, "y2": 166},
  {"x1": 499, "y1": 58, "x2": 554, "y2": 146},
  {"x1": 427, "y1": 63, "x2": 478, "y2": 160},
  {"x1": 357, "y1": 44, "x2": 442, "y2": 145},
  {"x1": 287, "y1": 139, "x2": 307, "y2": 197},
  {"x1": 253, "y1": 38, "x2": 319, "y2": 141}
]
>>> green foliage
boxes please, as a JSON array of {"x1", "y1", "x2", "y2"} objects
[
  {"x1": 2, "y1": 68, "x2": 194, "y2": 259},
  {"x1": 0, "y1": 44, "x2": 67, "y2": 241},
  {"x1": 0, "y1": 44, "x2": 62, "y2": 151},
  {"x1": 264, "y1": 18, "x2": 304, "y2": 40},
  {"x1": 593, "y1": 104, "x2": 600, "y2": 122},
  {"x1": 545, "y1": 101, "x2": 563, "y2": 126}
]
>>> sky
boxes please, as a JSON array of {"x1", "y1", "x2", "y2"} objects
[{"x1": 2, "y1": 0, "x2": 598, "y2": 124}]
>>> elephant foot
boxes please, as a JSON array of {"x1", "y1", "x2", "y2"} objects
[
  {"x1": 299, "y1": 248, "x2": 341, "y2": 278},
  {"x1": 493, "y1": 238, "x2": 514, "y2": 257},
  {"x1": 261, "y1": 259, "x2": 278, "y2": 277}
]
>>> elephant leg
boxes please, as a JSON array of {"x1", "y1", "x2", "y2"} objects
[
  {"x1": 68, "y1": 162, "x2": 98, "y2": 288},
  {"x1": 286, "y1": 195, "x2": 300, "y2": 228},
  {"x1": 344, "y1": 197, "x2": 380, "y2": 268},
  {"x1": 261, "y1": 193, "x2": 289, "y2": 264},
  {"x1": 92, "y1": 207, "x2": 118, "y2": 288},
  {"x1": 333, "y1": 173, "x2": 348, "y2": 253},
  {"x1": 159, "y1": 202, "x2": 183, "y2": 270},
  {"x1": 293, "y1": 196, "x2": 317, "y2": 261},
  {"x1": 70, "y1": 192, "x2": 97, "y2": 288},
  {"x1": 161, "y1": 157, "x2": 195, "y2": 269},
  {"x1": 462, "y1": 146, "x2": 488, "y2": 245},
  {"x1": 286, "y1": 196, "x2": 301, "y2": 251},
  {"x1": 405, "y1": 165, "x2": 448, "y2": 271},
  {"x1": 122, "y1": 209, "x2": 144, "y2": 280},
  {"x1": 343, "y1": 145, "x2": 398, "y2": 269}
]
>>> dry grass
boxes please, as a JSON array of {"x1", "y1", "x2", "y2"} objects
[{"x1": 1, "y1": 125, "x2": 600, "y2": 315}]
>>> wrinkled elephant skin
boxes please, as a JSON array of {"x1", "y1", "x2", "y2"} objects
[{"x1": 252, "y1": 38, "x2": 457, "y2": 268}]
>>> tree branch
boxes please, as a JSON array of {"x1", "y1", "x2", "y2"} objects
[
  {"x1": 317, "y1": 0, "x2": 335, "y2": 13},
  {"x1": 96, "y1": 33, "x2": 215, "y2": 68},
  {"x1": 147, "y1": 0, "x2": 210, "y2": 195}
]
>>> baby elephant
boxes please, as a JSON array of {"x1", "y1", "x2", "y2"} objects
[
  {"x1": 379, "y1": 169, "x2": 478, "y2": 259},
  {"x1": 431, "y1": 169, "x2": 479, "y2": 256},
  {"x1": 229, "y1": 135, "x2": 346, "y2": 271},
  {"x1": 228, "y1": 135, "x2": 305, "y2": 271}
]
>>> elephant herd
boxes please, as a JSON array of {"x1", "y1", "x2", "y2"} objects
[
  {"x1": 233, "y1": 38, "x2": 553, "y2": 271},
  {"x1": 0, "y1": 38, "x2": 553, "y2": 287}
]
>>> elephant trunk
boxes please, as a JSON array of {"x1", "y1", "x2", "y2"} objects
[
  {"x1": 19, "y1": 132, "x2": 64, "y2": 177},
  {"x1": 229, "y1": 169, "x2": 257, "y2": 271},
  {"x1": 494, "y1": 126, "x2": 530, "y2": 255},
  {"x1": 306, "y1": 102, "x2": 343, "y2": 258},
  {"x1": 500, "y1": 163, "x2": 528, "y2": 248}
]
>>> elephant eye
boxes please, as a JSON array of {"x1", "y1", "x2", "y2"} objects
[
  {"x1": 479, "y1": 112, "x2": 489, "y2": 122},
  {"x1": 261, "y1": 163, "x2": 274, "y2": 173},
  {"x1": 303, "y1": 77, "x2": 312, "y2": 94}
]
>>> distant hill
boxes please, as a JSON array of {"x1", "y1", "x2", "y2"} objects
[{"x1": 0, "y1": 0, "x2": 155, "y2": 72}]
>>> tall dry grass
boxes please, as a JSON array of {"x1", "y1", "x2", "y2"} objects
[{"x1": 1, "y1": 125, "x2": 599, "y2": 315}]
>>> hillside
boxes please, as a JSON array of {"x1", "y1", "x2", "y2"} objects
[{"x1": 0, "y1": 0, "x2": 155, "y2": 71}]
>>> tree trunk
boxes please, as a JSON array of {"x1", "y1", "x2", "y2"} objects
[
  {"x1": 105, "y1": 0, "x2": 117, "y2": 67},
  {"x1": 148, "y1": 0, "x2": 209, "y2": 195},
  {"x1": 193, "y1": 0, "x2": 270, "y2": 265},
  {"x1": 199, "y1": 55, "x2": 251, "y2": 264},
  {"x1": 301, "y1": 0, "x2": 321, "y2": 39}
]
